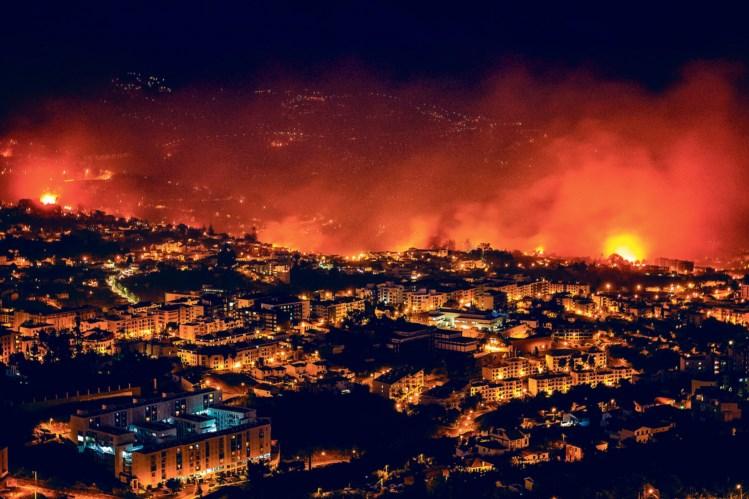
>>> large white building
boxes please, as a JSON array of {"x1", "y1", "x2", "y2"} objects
[
  {"x1": 376, "y1": 282, "x2": 406, "y2": 305},
  {"x1": 404, "y1": 289, "x2": 448, "y2": 313}
]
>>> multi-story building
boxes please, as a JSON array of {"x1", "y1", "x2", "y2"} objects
[
  {"x1": 104, "y1": 313, "x2": 156, "y2": 339},
  {"x1": 497, "y1": 281, "x2": 547, "y2": 301},
  {"x1": 242, "y1": 306, "x2": 290, "y2": 332},
  {"x1": 552, "y1": 328, "x2": 597, "y2": 346},
  {"x1": 177, "y1": 340, "x2": 285, "y2": 370},
  {"x1": 68, "y1": 388, "x2": 272, "y2": 489},
  {"x1": 703, "y1": 304, "x2": 749, "y2": 327},
  {"x1": 545, "y1": 348, "x2": 606, "y2": 372},
  {"x1": 372, "y1": 368, "x2": 425, "y2": 407},
  {"x1": 527, "y1": 373, "x2": 572, "y2": 396},
  {"x1": 192, "y1": 328, "x2": 256, "y2": 347},
  {"x1": 469, "y1": 378, "x2": 523, "y2": 402},
  {"x1": 497, "y1": 280, "x2": 590, "y2": 301},
  {"x1": 80, "y1": 317, "x2": 110, "y2": 332},
  {"x1": 544, "y1": 349, "x2": 576, "y2": 372},
  {"x1": 0, "y1": 308, "x2": 14, "y2": 328},
  {"x1": 130, "y1": 419, "x2": 271, "y2": 489},
  {"x1": 258, "y1": 296, "x2": 310, "y2": 322},
  {"x1": 428, "y1": 309, "x2": 505, "y2": 332},
  {"x1": 203, "y1": 405, "x2": 257, "y2": 430},
  {"x1": 387, "y1": 326, "x2": 435, "y2": 353},
  {"x1": 546, "y1": 282, "x2": 591, "y2": 297},
  {"x1": 482, "y1": 357, "x2": 531, "y2": 381},
  {"x1": 592, "y1": 293, "x2": 620, "y2": 314},
  {"x1": 447, "y1": 287, "x2": 477, "y2": 307},
  {"x1": 70, "y1": 389, "x2": 221, "y2": 476},
  {"x1": 152, "y1": 302, "x2": 204, "y2": 331},
  {"x1": 0, "y1": 329, "x2": 15, "y2": 364},
  {"x1": 312, "y1": 297, "x2": 366, "y2": 324},
  {"x1": 404, "y1": 289, "x2": 448, "y2": 314},
  {"x1": 433, "y1": 329, "x2": 479, "y2": 353},
  {"x1": 177, "y1": 317, "x2": 243, "y2": 342},
  {"x1": 69, "y1": 389, "x2": 221, "y2": 441},
  {"x1": 472, "y1": 292, "x2": 495, "y2": 311},
  {"x1": 81, "y1": 329, "x2": 116, "y2": 355},
  {"x1": 570, "y1": 367, "x2": 634, "y2": 388},
  {"x1": 8, "y1": 306, "x2": 97, "y2": 332},
  {"x1": 560, "y1": 296, "x2": 597, "y2": 318},
  {"x1": 376, "y1": 283, "x2": 406, "y2": 306}
]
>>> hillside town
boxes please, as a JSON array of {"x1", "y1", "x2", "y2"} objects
[{"x1": 0, "y1": 200, "x2": 748, "y2": 498}]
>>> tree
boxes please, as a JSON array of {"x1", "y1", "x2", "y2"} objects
[
  {"x1": 165, "y1": 478, "x2": 182, "y2": 493},
  {"x1": 245, "y1": 226, "x2": 258, "y2": 243},
  {"x1": 41, "y1": 331, "x2": 73, "y2": 363},
  {"x1": 217, "y1": 243, "x2": 237, "y2": 268},
  {"x1": 248, "y1": 461, "x2": 269, "y2": 481},
  {"x1": 461, "y1": 394, "x2": 481, "y2": 411}
]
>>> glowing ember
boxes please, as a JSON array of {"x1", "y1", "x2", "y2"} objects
[
  {"x1": 40, "y1": 193, "x2": 58, "y2": 205},
  {"x1": 604, "y1": 233, "x2": 646, "y2": 262}
]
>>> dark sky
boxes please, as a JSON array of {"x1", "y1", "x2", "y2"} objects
[{"x1": 2, "y1": 2, "x2": 749, "y2": 117}]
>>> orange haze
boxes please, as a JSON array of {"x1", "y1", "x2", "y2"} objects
[{"x1": 1, "y1": 63, "x2": 749, "y2": 259}]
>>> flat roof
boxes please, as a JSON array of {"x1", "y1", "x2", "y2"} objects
[
  {"x1": 207, "y1": 404, "x2": 254, "y2": 414},
  {"x1": 75, "y1": 388, "x2": 220, "y2": 417},
  {"x1": 173, "y1": 413, "x2": 215, "y2": 423},
  {"x1": 131, "y1": 421, "x2": 175, "y2": 432},
  {"x1": 87, "y1": 424, "x2": 134, "y2": 436},
  {"x1": 134, "y1": 420, "x2": 269, "y2": 454}
]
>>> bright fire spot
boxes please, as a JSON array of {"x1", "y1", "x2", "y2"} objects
[
  {"x1": 604, "y1": 233, "x2": 646, "y2": 262},
  {"x1": 40, "y1": 193, "x2": 58, "y2": 205}
]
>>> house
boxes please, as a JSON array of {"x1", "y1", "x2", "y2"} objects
[
  {"x1": 476, "y1": 438, "x2": 508, "y2": 456},
  {"x1": 564, "y1": 443, "x2": 584, "y2": 462},
  {"x1": 511, "y1": 448, "x2": 550, "y2": 466},
  {"x1": 464, "y1": 457, "x2": 494, "y2": 473},
  {"x1": 609, "y1": 418, "x2": 675, "y2": 444},
  {"x1": 691, "y1": 386, "x2": 743, "y2": 422},
  {"x1": 491, "y1": 427, "x2": 530, "y2": 450}
]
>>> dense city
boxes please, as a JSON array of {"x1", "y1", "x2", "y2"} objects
[{"x1": 0, "y1": 199, "x2": 748, "y2": 498}]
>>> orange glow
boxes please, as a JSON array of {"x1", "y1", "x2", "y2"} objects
[
  {"x1": 604, "y1": 233, "x2": 646, "y2": 262},
  {"x1": 2, "y1": 64, "x2": 748, "y2": 259},
  {"x1": 40, "y1": 192, "x2": 58, "y2": 205}
]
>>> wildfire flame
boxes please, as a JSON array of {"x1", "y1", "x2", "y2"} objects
[
  {"x1": 39, "y1": 192, "x2": 58, "y2": 205},
  {"x1": 604, "y1": 233, "x2": 646, "y2": 262}
]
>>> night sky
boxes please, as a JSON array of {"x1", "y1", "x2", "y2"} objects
[{"x1": 3, "y1": 3, "x2": 749, "y2": 116}]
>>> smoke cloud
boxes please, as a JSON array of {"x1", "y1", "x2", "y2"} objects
[{"x1": 2, "y1": 62, "x2": 748, "y2": 259}]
